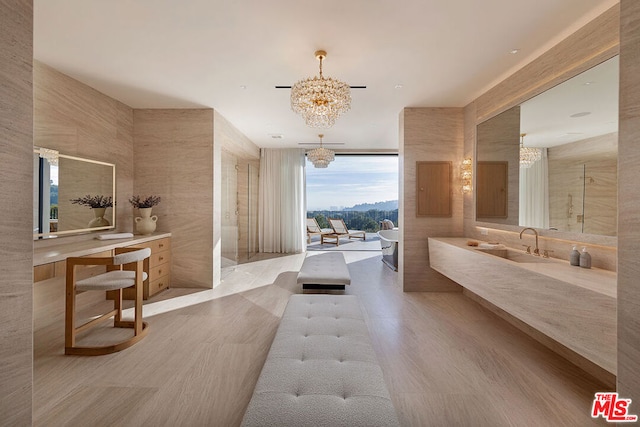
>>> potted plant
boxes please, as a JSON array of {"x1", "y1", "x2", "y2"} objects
[
  {"x1": 129, "y1": 195, "x2": 161, "y2": 235},
  {"x1": 129, "y1": 195, "x2": 161, "y2": 210},
  {"x1": 69, "y1": 194, "x2": 113, "y2": 227}
]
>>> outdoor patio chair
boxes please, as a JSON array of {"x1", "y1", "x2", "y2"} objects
[
  {"x1": 322, "y1": 218, "x2": 366, "y2": 246},
  {"x1": 306, "y1": 218, "x2": 333, "y2": 244}
]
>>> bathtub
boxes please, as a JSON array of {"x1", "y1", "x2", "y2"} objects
[{"x1": 377, "y1": 229, "x2": 399, "y2": 271}]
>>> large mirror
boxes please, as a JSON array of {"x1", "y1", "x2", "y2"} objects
[
  {"x1": 33, "y1": 148, "x2": 116, "y2": 239},
  {"x1": 476, "y1": 56, "x2": 618, "y2": 236}
]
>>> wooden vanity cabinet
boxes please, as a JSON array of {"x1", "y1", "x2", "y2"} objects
[{"x1": 121, "y1": 237, "x2": 171, "y2": 299}]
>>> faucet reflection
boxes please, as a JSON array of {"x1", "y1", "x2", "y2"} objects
[{"x1": 519, "y1": 227, "x2": 540, "y2": 256}]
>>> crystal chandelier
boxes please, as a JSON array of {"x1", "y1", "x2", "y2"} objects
[
  {"x1": 519, "y1": 133, "x2": 541, "y2": 168},
  {"x1": 306, "y1": 134, "x2": 335, "y2": 168},
  {"x1": 291, "y1": 50, "x2": 351, "y2": 128}
]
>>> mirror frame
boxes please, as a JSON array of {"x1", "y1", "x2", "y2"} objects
[{"x1": 33, "y1": 149, "x2": 116, "y2": 239}]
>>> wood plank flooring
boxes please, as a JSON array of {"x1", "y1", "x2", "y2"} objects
[{"x1": 33, "y1": 251, "x2": 611, "y2": 426}]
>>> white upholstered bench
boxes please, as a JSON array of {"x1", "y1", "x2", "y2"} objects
[
  {"x1": 296, "y1": 252, "x2": 351, "y2": 291},
  {"x1": 241, "y1": 294, "x2": 400, "y2": 427}
]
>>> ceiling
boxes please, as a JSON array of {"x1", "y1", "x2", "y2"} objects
[{"x1": 34, "y1": 0, "x2": 618, "y2": 151}]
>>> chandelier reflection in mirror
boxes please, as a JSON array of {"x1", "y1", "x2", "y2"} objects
[
  {"x1": 306, "y1": 134, "x2": 335, "y2": 168},
  {"x1": 519, "y1": 133, "x2": 541, "y2": 168},
  {"x1": 291, "y1": 50, "x2": 351, "y2": 128}
]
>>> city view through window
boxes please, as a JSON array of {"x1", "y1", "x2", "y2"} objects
[{"x1": 306, "y1": 155, "x2": 398, "y2": 232}]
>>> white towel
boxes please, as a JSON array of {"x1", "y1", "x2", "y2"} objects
[{"x1": 95, "y1": 233, "x2": 134, "y2": 240}]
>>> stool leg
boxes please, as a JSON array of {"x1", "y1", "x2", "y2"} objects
[
  {"x1": 134, "y1": 260, "x2": 144, "y2": 335},
  {"x1": 114, "y1": 288, "x2": 123, "y2": 325},
  {"x1": 65, "y1": 263, "x2": 77, "y2": 351}
]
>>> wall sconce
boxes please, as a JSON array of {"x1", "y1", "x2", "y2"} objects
[{"x1": 461, "y1": 157, "x2": 472, "y2": 193}]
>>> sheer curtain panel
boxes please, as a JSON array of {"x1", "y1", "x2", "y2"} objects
[
  {"x1": 259, "y1": 148, "x2": 306, "y2": 253},
  {"x1": 519, "y1": 148, "x2": 549, "y2": 229}
]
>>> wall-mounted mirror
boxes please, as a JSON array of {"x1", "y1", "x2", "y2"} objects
[
  {"x1": 33, "y1": 148, "x2": 116, "y2": 239},
  {"x1": 476, "y1": 56, "x2": 618, "y2": 236}
]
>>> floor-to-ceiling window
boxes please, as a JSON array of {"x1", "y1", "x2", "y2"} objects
[{"x1": 306, "y1": 154, "x2": 398, "y2": 232}]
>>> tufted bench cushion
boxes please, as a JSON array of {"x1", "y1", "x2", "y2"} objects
[
  {"x1": 296, "y1": 252, "x2": 351, "y2": 290},
  {"x1": 241, "y1": 294, "x2": 400, "y2": 427}
]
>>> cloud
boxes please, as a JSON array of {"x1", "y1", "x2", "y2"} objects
[{"x1": 306, "y1": 155, "x2": 398, "y2": 210}]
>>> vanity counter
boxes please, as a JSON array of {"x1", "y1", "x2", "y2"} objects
[
  {"x1": 34, "y1": 232, "x2": 172, "y2": 266},
  {"x1": 428, "y1": 237, "x2": 616, "y2": 379},
  {"x1": 431, "y1": 237, "x2": 616, "y2": 298}
]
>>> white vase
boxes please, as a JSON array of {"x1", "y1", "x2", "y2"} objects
[
  {"x1": 88, "y1": 207, "x2": 110, "y2": 228},
  {"x1": 135, "y1": 207, "x2": 157, "y2": 235}
]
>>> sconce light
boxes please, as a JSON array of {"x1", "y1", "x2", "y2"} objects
[{"x1": 461, "y1": 157, "x2": 472, "y2": 193}]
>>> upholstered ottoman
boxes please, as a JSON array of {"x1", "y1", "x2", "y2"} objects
[
  {"x1": 296, "y1": 252, "x2": 351, "y2": 291},
  {"x1": 241, "y1": 294, "x2": 400, "y2": 427}
]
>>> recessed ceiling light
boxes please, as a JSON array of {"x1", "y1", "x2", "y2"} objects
[
  {"x1": 239, "y1": 85, "x2": 247, "y2": 90},
  {"x1": 510, "y1": 49, "x2": 520, "y2": 54},
  {"x1": 394, "y1": 84, "x2": 403, "y2": 89},
  {"x1": 570, "y1": 112, "x2": 591, "y2": 118},
  {"x1": 269, "y1": 134, "x2": 283, "y2": 139},
  {"x1": 583, "y1": 81, "x2": 595, "y2": 86}
]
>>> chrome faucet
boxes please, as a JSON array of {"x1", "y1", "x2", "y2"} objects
[{"x1": 519, "y1": 227, "x2": 539, "y2": 256}]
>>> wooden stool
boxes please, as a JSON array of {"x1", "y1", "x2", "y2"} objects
[{"x1": 65, "y1": 247, "x2": 151, "y2": 356}]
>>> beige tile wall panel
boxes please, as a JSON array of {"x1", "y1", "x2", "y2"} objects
[
  {"x1": 0, "y1": 0, "x2": 33, "y2": 423},
  {"x1": 33, "y1": 61, "x2": 134, "y2": 232},
  {"x1": 475, "y1": 5, "x2": 620, "y2": 123},
  {"x1": 465, "y1": 5, "x2": 620, "y2": 269},
  {"x1": 134, "y1": 109, "x2": 214, "y2": 288},
  {"x1": 214, "y1": 111, "x2": 260, "y2": 160},
  {"x1": 399, "y1": 108, "x2": 464, "y2": 292},
  {"x1": 476, "y1": 106, "x2": 520, "y2": 225},
  {"x1": 618, "y1": 0, "x2": 640, "y2": 407}
]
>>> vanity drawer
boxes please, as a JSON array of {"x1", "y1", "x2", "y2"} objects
[
  {"x1": 149, "y1": 263, "x2": 169, "y2": 283},
  {"x1": 149, "y1": 250, "x2": 170, "y2": 268},
  {"x1": 115, "y1": 236, "x2": 172, "y2": 300},
  {"x1": 146, "y1": 238, "x2": 170, "y2": 254},
  {"x1": 149, "y1": 276, "x2": 170, "y2": 295}
]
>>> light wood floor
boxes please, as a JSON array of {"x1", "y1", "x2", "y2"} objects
[{"x1": 33, "y1": 251, "x2": 611, "y2": 426}]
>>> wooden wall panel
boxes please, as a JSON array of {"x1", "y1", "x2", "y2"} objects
[
  {"x1": 0, "y1": 0, "x2": 34, "y2": 423},
  {"x1": 399, "y1": 108, "x2": 463, "y2": 292},
  {"x1": 476, "y1": 162, "x2": 508, "y2": 218},
  {"x1": 416, "y1": 161, "x2": 452, "y2": 217},
  {"x1": 618, "y1": 0, "x2": 640, "y2": 407},
  {"x1": 134, "y1": 109, "x2": 214, "y2": 288}
]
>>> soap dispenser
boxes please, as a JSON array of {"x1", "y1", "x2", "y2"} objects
[
  {"x1": 569, "y1": 245, "x2": 580, "y2": 266},
  {"x1": 579, "y1": 246, "x2": 591, "y2": 269}
]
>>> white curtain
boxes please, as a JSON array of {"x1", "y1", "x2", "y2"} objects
[
  {"x1": 519, "y1": 148, "x2": 549, "y2": 229},
  {"x1": 259, "y1": 148, "x2": 306, "y2": 253}
]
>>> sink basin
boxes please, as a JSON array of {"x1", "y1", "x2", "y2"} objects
[{"x1": 476, "y1": 248, "x2": 550, "y2": 263}]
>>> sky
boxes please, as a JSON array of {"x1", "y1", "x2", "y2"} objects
[{"x1": 305, "y1": 155, "x2": 398, "y2": 211}]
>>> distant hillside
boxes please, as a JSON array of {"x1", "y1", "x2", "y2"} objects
[{"x1": 344, "y1": 200, "x2": 398, "y2": 212}]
